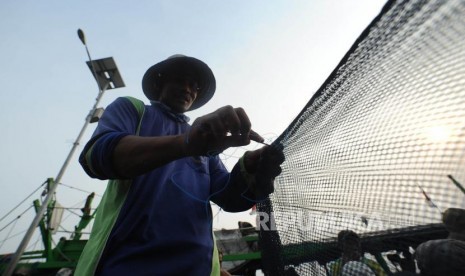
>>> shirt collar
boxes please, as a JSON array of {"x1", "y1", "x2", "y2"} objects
[{"x1": 150, "y1": 101, "x2": 190, "y2": 123}]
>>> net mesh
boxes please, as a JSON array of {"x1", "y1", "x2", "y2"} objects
[{"x1": 258, "y1": 0, "x2": 465, "y2": 275}]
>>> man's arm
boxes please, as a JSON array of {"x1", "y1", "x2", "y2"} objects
[
  {"x1": 111, "y1": 135, "x2": 188, "y2": 178},
  {"x1": 79, "y1": 97, "x2": 148, "y2": 180},
  {"x1": 81, "y1": 101, "x2": 265, "y2": 180},
  {"x1": 113, "y1": 105, "x2": 265, "y2": 178},
  {"x1": 80, "y1": 98, "x2": 190, "y2": 179},
  {"x1": 209, "y1": 158, "x2": 257, "y2": 212},
  {"x1": 210, "y1": 145, "x2": 285, "y2": 212}
]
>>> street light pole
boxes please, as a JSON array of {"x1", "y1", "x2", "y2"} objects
[{"x1": 3, "y1": 29, "x2": 124, "y2": 276}]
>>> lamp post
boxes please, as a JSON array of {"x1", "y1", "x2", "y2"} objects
[{"x1": 3, "y1": 29, "x2": 125, "y2": 276}]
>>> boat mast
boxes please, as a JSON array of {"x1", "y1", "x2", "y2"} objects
[{"x1": 3, "y1": 29, "x2": 125, "y2": 276}]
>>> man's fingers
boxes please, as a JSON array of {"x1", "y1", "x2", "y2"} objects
[
  {"x1": 249, "y1": 129, "x2": 265, "y2": 143},
  {"x1": 208, "y1": 117, "x2": 228, "y2": 138},
  {"x1": 253, "y1": 177, "x2": 275, "y2": 198},
  {"x1": 263, "y1": 145, "x2": 285, "y2": 164},
  {"x1": 222, "y1": 135, "x2": 250, "y2": 148},
  {"x1": 258, "y1": 158, "x2": 282, "y2": 177},
  {"x1": 190, "y1": 106, "x2": 263, "y2": 155},
  {"x1": 256, "y1": 181, "x2": 274, "y2": 197},
  {"x1": 234, "y1": 107, "x2": 252, "y2": 136},
  {"x1": 267, "y1": 166, "x2": 282, "y2": 178},
  {"x1": 207, "y1": 105, "x2": 255, "y2": 141},
  {"x1": 218, "y1": 106, "x2": 242, "y2": 136}
]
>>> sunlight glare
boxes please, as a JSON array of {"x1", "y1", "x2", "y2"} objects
[{"x1": 424, "y1": 125, "x2": 453, "y2": 143}]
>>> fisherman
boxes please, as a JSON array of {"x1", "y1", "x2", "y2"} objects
[
  {"x1": 327, "y1": 230, "x2": 387, "y2": 276},
  {"x1": 74, "y1": 54, "x2": 284, "y2": 275},
  {"x1": 442, "y1": 207, "x2": 465, "y2": 241},
  {"x1": 413, "y1": 207, "x2": 465, "y2": 276}
]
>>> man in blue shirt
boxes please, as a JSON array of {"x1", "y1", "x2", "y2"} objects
[{"x1": 75, "y1": 54, "x2": 284, "y2": 275}]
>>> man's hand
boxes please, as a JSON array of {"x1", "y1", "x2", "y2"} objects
[
  {"x1": 243, "y1": 145, "x2": 285, "y2": 199},
  {"x1": 185, "y1": 105, "x2": 264, "y2": 156}
]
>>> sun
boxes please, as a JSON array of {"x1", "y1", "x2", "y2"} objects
[{"x1": 424, "y1": 125, "x2": 453, "y2": 143}]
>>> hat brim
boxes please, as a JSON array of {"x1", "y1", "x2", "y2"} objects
[{"x1": 142, "y1": 56, "x2": 216, "y2": 111}]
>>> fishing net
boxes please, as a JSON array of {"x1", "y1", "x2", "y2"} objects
[{"x1": 258, "y1": 0, "x2": 465, "y2": 275}]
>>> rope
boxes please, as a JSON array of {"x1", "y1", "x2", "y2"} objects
[
  {"x1": 0, "y1": 181, "x2": 47, "y2": 224},
  {"x1": 0, "y1": 230, "x2": 27, "y2": 244},
  {"x1": 0, "y1": 219, "x2": 18, "y2": 251},
  {"x1": 0, "y1": 205, "x2": 33, "y2": 232},
  {"x1": 58, "y1": 182, "x2": 102, "y2": 197}
]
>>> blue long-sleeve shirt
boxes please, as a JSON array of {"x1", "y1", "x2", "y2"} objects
[{"x1": 75, "y1": 97, "x2": 255, "y2": 276}]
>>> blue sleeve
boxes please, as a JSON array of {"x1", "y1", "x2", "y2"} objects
[
  {"x1": 79, "y1": 97, "x2": 142, "y2": 180},
  {"x1": 209, "y1": 156, "x2": 256, "y2": 212}
]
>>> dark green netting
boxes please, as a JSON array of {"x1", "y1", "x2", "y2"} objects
[{"x1": 258, "y1": 0, "x2": 465, "y2": 275}]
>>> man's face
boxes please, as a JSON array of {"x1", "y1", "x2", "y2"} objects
[{"x1": 157, "y1": 73, "x2": 199, "y2": 113}]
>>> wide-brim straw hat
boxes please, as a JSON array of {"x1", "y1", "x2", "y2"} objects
[{"x1": 142, "y1": 54, "x2": 216, "y2": 111}]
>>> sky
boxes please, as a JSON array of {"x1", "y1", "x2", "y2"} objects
[{"x1": 0, "y1": 0, "x2": 387, "y2": 254}]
